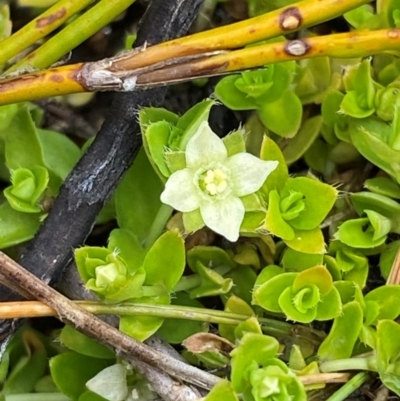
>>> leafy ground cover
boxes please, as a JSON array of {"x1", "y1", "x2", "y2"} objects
[{"x1": 1, "y1": 1, "x2": 400, "y2": 401}]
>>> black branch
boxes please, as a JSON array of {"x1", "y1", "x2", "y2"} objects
[{"x1": 0, "y1": 0, "x2": 203, "y2": 348}]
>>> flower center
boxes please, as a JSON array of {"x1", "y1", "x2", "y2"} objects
[{"x1": 201, "y1": 168, "x2": 228, "y2": 196}]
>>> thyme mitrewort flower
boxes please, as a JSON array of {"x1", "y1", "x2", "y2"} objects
[{"x1": 161, "y1": 121, "x2": 278, "y2": 241}]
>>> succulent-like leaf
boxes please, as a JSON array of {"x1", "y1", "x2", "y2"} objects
[
  {"x1": 318, "y1": 301, "x2": 363, "y2": 361},
  {"x1": 230, "y1": 333, "x2": 279, "y2": 393}
]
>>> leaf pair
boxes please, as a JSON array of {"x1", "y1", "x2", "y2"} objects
[
  {"x1": 253, "y1": 266, "x2": 342, "y2": 323},
  {"x1": 215, "y1": 65, "x2": 302, "y2": 138},
  {"x1": 75, "y1": 229, "x2": 185, "y2": 341}
]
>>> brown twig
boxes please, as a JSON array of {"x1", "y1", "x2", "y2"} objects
[{"x1": 0, "y1": 251, "x2": 220, "y2": 391}]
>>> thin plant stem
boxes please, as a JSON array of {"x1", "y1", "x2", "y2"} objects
[
  {"x1": 320, "y1": 356, "x2": 378, "y2": 373},
  {"x1": 0, "y1": 0, "x2": 95, "y2": 66},
  {"x1": 4, "y1": 394, "x2": 70, "y2": 401},
  {"x1": 144, "y1": 204, "x2": 173, "y2": 249},
  {"x1": 324, "y1": 372, "x2": 371, "y2": 401},
  {"x1": 8, "y1": 0, "x2": 137, "y2": 72},
  {"x1": 0, "y1": 299, "x2": 294, "y2": 335},
  {"x1": 110, "y1": 0, "x2": 371, "y2": 71},
  {"x1": 1, "y1": 27, "x2": 400, "y2": 105}
]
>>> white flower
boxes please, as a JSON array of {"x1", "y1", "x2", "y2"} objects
[
  {"x1": 161, "y1": 121, "x2": 278, "y2": 241},
  {"x1": 86, "y1": 364, "x2": 128, "y2": 401}
]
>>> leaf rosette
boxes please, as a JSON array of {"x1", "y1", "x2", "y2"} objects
[
  {"x1": 264, "y1": 176, "x2": 337, "y2": 254},
  {"x1": 253, "y1": 266, "x2": 342, "y2": 323},
  {"x1": 4, "y1": 166, "x2": 49, "y2": 213},
  {"x1": 230, "y1": 333, "x2": 306, "y2": 401},
  {"x1": 75, "y1": 246, "x2": 145, "y2": 303}
]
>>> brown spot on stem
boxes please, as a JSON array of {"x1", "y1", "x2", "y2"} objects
[
  {"x1": 279, "y1": 7, "x2": 303, "y2": 31},
  {"x1": 36, "y1": 8, "x2": 66, "y2": 28},
  {"x1": 388, "y1": 29, "x2": 400, "y2": 39},
  {"x1": 50, "y1": 74, "x2": 64, "y2": 83},
  {"x1": 284, "y1": 39, "x2": 311, "y2": 57}
]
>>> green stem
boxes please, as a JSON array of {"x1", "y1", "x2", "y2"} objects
[
  {"x1": 78, "y1": 300, "x2": 293, "y2": 334},
  {"x1": 8, "y1": 0, "x2": 137, "y2": 72},
  {"x1": 0, "y1": 0, "x2": 95, "y2": 66},
  {"x1": 325, "y1": 372, "x2": 370, "y2": 401},
  {"x1": 144, "y1": 204, "x2": 173, "y2": 249},
  {"x1": 320, "y1": 356, "x2": 377, "y2": 373},
  {"x1": 4, "y1": 393, "x2": 70, "y2": 401}
]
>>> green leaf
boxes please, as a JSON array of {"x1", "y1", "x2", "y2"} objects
[
  {"x1": 315, "y1": 286, "x2": 342, "y2": 321},
  {"x1": 284, "y1": 177, "x2": 338, "y2": 230},
  {"x1": 182, "y1": 208, "x2": 205, "y2": 233},
  {"x1": 115, "y1": 148, "x2": 164, "y2": 244},
  {"x1": 119, "y1": 295, "x2": 169, "y2": 341},
  {"x1": 351, "y1": 191, "x2": 400, "y2": 218},
  {"x1": 0, "y1": 202, "x2": 41, "y2": 249},
  {"x1": 278, "y1": 286, "x2": 318, "y2": 323},
  {"x1": 79, "y1": 391, "x2": 108, "y2": 401},
  {"x1": 379, "y1": 240, "x2": 400, "y2": 279},
  {"x1": 140, "y1": 107, "x2": 179, "y2": 178},
  {"x1": 264, "y1": 190, "x2": 295, "y2": 240},
  {"x1": 350, "y1": 124, "x2": 400, "y2": 183},
  {"x1": 0, "y1": 104, "x2": 19, "y2": 132},
  {"x1": 377, "y1": 319, "x2": 400, "y2": 395},
  {"x1": 187, "y1": 246, "x2": 236, "y2": 272},
  {"x1": 321, "y1": 90, "x2": 345, "y2": 128},
  {"x1": 37, "y1": 128, "x2": 81, "y2": 180},
  {"x1": 215, "y1": 75, "x2": 260, "y2": 110},
  {"x1": 107, "y1": 229, "x2": 146, "y2": 273},
  {"x1": 164, "y1": 150, "x2": 186, "y2": 173},
  {"x1": 4, "y1": 166, "x2": 49, "y2": 213},
  {"x1": 258, "y1": 90, "x2": 302, "y2": 137},
  {"x1": 2, "y1": 329, "x2": 48, "y2": 395},
  {"x1": 175, "y1": 99, "x2": 215, "y2": 150},
  {"x1": 340, "y1": 91, "x2": 375, "y2": 118},
  {"x1": 223, "y1": 265, "x2": 257, "y2": 306},
  {"x1": 259, "y1": 136, "x2": 289, "y2": 196},
  {"x1": 204, "y1": 380, "x2": 239, "y2": 401},
  {"x1": 219, "y1": 295, "x2": 254, "y2": 342},
  {"x1": 292, "y1": 266, "x2": 333, "y2": 296},
  {"x1": 336, "y1": 217, "x2": 388, "y2": 248},
  {"x1": 341, "y1": 60, "x2": 376, "y2": 118},
  {"x1": 365, "y1": 285, "x2": 400, "y2": 323},
  {"x1": 318, "y1": 301, "x2": 363, "y2": 361},
  {"x1": 143, "y1": 121, "x2": 174, "y2": 178},
  {"x1": 59, "y1": 326, "x2": 115, "y2": 359},
  {"x1": 223, "y1": 129, "x2": 246, "y2": 157},
  {"x1": 158, "y1": 292, "x2": 207, "y2": 344},
  {"x1": 189, "y1": 261, "x2": 233, "y2": 298},
  {"x1": 4, "y1": 106, "x2": 45, "y2": 170},
  {"x1": 50, "y1": 352, "x2": 110, "y2": 400},
  {"x1": 230, "y1": 333, "x2": 279, "y2": 393},
  {"x1": 364, "y1": 177, "x2": 400, "y2": 199},
  {"x1": 142, "y1": 230, "x2": 185, "y2": 291},
  {"x1": 281, "y1": 248, "x2": 323, "y2": 272},
  {"x1": 253, "y1": 272, "x2": 297, "y2": 313},
  {"x1": 75, "y1": 246, "x2": 145, "y2": 302},
  {"x1": 282, "y1": 116, "x2": 323, "y2": 164},
  {"x1": 284, "y1": 227, "x2": 326, "y2": 254}
]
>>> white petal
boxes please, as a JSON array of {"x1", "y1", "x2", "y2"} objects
[
  {"x1": 161, "y1": 169, "x2": 200, "y2": 212},
  {"x1": 186, "y1": 121, "x2": 228, "y2": 169},
  {"x1": 225, "y1": 153, "x2": 278, "y2": 197},
  {"x1": 86, "y1": 364, "x2": 128, "y2": 401},
  {"x1": 200, "y1": 196, "x2": 244, "y2": 242}
]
